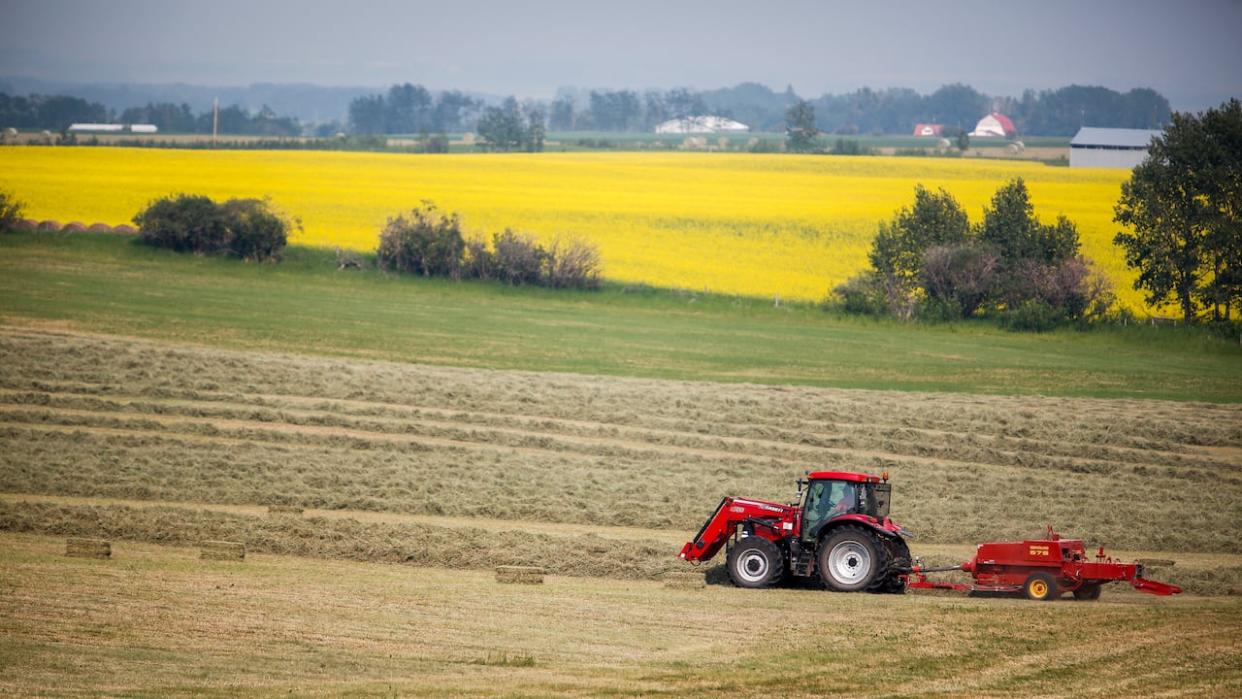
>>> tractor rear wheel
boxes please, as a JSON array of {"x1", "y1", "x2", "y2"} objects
[
  {"x1": 877, "y1": 537, "x2": 911, "y2": 594},
  {"x1": 727, "y1": 537, "x2": 785, "y2": 588},
  {"x1": 818, "y1": 526, "x2": 885, "y2": 592},
  {"x1": 1024, "y1": 572, "x2": 1059, "y2": 601},
  {"x1": 1073, "y1": 583, "x2": 1102, "y2": 601}
]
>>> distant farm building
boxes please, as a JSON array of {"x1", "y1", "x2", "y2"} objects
[
  {"x1": 67, "y1": 123, "x2": 159, "y2": 134},
  {"x1": 655, "y1": 116, "x2": 749, "y2": 134},
  {"x1": 1069, "y1": 127, "x2": 1162, "y2": 168},
  {"x1": 913, "y1": 123, "x2": 945, "y2": 137},
  {"x1": 969, "y1": 112, "x2": 1016, "y2": 138}
]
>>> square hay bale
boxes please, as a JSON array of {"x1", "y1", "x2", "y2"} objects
[
  {"x1": 200, "y1": 540, "x2": 246, "y2": 561},
  {"x1": 267, "y1": 505, "x2": 304, "y2": 517},
  {"x1": 495, "y1": 565, "x2": 545, "y2": 584},
  {"x1": 662, "y1": 571, "x2": 706, "y2": 590},
  {"x1": 65, "y1": 537, "x2": 111, "y2": 559}
]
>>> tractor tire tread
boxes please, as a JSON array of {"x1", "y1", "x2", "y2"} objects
[{"x1": 726, "y1": 537, "x2": 785, "y2": 589}]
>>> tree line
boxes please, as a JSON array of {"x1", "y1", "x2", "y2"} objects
[
  {"x1": 0, "y1": 92, "x2": 301, "y2": 136},
  {"x1": 341, "y1": 81, "x2": 1170, "y2": 137}
]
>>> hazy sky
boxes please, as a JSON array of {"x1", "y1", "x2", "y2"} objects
[{"x1": 2, "y1": 0, "x2": 1240, "y2": 109}]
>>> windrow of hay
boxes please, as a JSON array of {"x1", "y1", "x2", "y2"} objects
[{"x1": 267, "y1": 505, "x2": 304, "y2": 516}]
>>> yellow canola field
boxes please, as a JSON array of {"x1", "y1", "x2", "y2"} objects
[{"x1": 0, "y1": 148, "x2": 1140, "y2": 307}]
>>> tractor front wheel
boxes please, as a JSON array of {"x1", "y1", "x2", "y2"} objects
[
  {"x1": 1024, "y1": 572, "x2": 1059, "y2": 601},
  {"x1": 727, "y1": 537, "x2": 785, "y2": 588},
  {"x1": 818, "y1": 526, "x2": 884, "y2": 592}
]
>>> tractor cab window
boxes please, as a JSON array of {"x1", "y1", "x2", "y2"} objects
[
  {"x1": 858, "y1": 482, "x2": 891, "y2": 519},
  {"x1": 801, "y1": 479, "x2": 858, "y2": 540}
]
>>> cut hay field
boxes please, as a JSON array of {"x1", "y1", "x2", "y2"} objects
[
  {"x1": 2, "y1": 328, "x2": 1241, "y2": 696},
  {"x1": 0, "y1": 147, "x2": 1143, "y2": 307},
  {"x1": 3, "y1": 533, "x2": 1240, "y2": 698},
  {"x1": 2, "y1": 329, "x2": 1239, "y2": 587}
]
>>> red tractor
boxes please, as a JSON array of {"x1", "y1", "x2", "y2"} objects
[{"x1": 679, "y1": 470, "x2": 911, "y2": 592}]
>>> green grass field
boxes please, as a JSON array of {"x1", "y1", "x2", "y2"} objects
[{"x1": 1, "y1": 231, "x2": 1238, "y2": 402}]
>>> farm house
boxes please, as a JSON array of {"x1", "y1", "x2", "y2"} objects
[
  {"x1": 654, "y1": 116, "x2": 749, "y2": 134},
  {"x1": 1069, "y1": 126, "x2": 1162, "y2": 168},
  {"x1": 913, "y1": 123, "x2": 944, "y2": 136},
  {"x1": 969, "y1": 112, "x2": 1016, "y2": 138}
]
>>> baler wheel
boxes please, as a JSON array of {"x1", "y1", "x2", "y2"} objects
[
  {"x1": 1073, "y1": 584, "x2": 1102, "y2": 601},
  {"x1": 726, "y1": 537, "x2": 785, "y2": 588},
  {"x1": 1024, "y1": 572, "x2": 1058, "y2": 601},
  {"x1": 818, "y1": 526, "x2": 885, "y2": 592}
]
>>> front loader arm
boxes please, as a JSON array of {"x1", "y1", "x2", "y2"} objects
[{"x1": 679, "y1": 497, "x2": 790, "y2": 563}]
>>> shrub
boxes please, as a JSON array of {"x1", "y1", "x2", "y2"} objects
[
  {"x1": 1002, "y1": 299, "x2": 1064, "y2": 332},
  {"x1": 134, "y1": 194, "x2": 230, "y2": 254},
  {"x1": 133, "y1": 194, "x2": 291, "y2": 261},
  {"x1": 461, "y1": 237, "x2": 494, "y2": 280},
  {"x1": 832, "y1": 272, "x2": 887, "y2": 315},
  {"x1": 491, "y1": 229, "x2": 547, "y2": 286},
  {"x1": 376, "y1": 202, "x2": 464, "y2": 278},
  {"x1": 545, "y1": 237, "x2": 601, "y2": 289},
  {"x1": 0, "y1": 190, "x2": 25, "y2": 233},
  {"x1": 920, "y1": 243, "x2": 999, "y2": 318},
  {"x1": 220, "y1": 198, "x2": 291, "y2": 262}
]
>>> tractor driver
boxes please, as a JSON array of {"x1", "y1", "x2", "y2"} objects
[{"x1": 829, "y1": 481, "x2": 856, "y2": 516}]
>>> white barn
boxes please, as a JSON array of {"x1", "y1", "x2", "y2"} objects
[
  {"x1": 655, "y1": 116, "x2": 749, "y2": 134},
  {"x1": 1070, "y1": 127, "x2": 1162, "y2": 168},
  {"x1": 969, "y1": 112, "x2": 1016, "y2": 138}
]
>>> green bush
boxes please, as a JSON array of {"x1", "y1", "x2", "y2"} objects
[
  {"x1": 1002, "y1": 299, "x2": 1064, "y2": 332},
  {"x1": 376, "y1": 202, "x2": 464, "y2": 278},
  {"x1": 491, "y1": 229, "x2": 547, "y2": 286},
  {"x1": 831, "y1": 272, "x2": 887, "y2": 315},
  {"x1": 0, "y1": 190, "x2": 25, "y2": 233},
  {"x1": 545, "y1": 237, "x2": 601, "y2": 290},
  {"x1": 133, "y1": 194, "x2": 290, "y2": 261}
]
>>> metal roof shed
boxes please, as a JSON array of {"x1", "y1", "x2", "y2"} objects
[{"x1": 1070, "y1": 127, "x2": 1163, "y2": 168}]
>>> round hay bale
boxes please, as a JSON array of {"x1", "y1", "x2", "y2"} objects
[
  {"x1": 496, "y1": 565, "x2": 545, "y2": 584},
  {"x1": 200, "y1": 540, "x2": 246, "y2": 561},
  {"x1": 66, "y1": 537, "x2": 111, "y2": 559},
  {"x1": 61, "y1": 221, "x2": 86, "y2": 233},
  {"x1": 36, "y1": 220, "x2": 61, "y2": 232},
  {"x1": 112, "y1": 224, "x2": 138, "y2": 235},
  {"x1": 87, "y1": 223, "x2": 113, "y2": 233},
  {"x1": 267, "y1": 504, "x2": 304, "y2": 516},
  {"x1": 12, "y1": 218, "x2": 38, "y2": 232}
]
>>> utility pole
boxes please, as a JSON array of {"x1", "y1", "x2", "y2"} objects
[{"x1": 212, "y1": 98, "x2": 219, "y2": 147}]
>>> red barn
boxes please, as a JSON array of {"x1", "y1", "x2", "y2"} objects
[{"x1": 913, "y1": 123, "x2": 945, "y2": 137}]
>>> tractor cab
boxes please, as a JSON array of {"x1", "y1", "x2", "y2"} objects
[{"x1": 798, "y1": 471, "x2": 891, "y2": 542}]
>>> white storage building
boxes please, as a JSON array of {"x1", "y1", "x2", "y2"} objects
[
  {"x1": 1070, "y1": 127, "x2": 1162, "y2": 168},
  {"x1": 655, "y1": 116, "x2": 749, "y2": 134}
]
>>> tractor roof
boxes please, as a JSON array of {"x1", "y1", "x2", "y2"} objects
[{"x1": 807, "y1": 470, "x2": 882, "y2": 483}]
